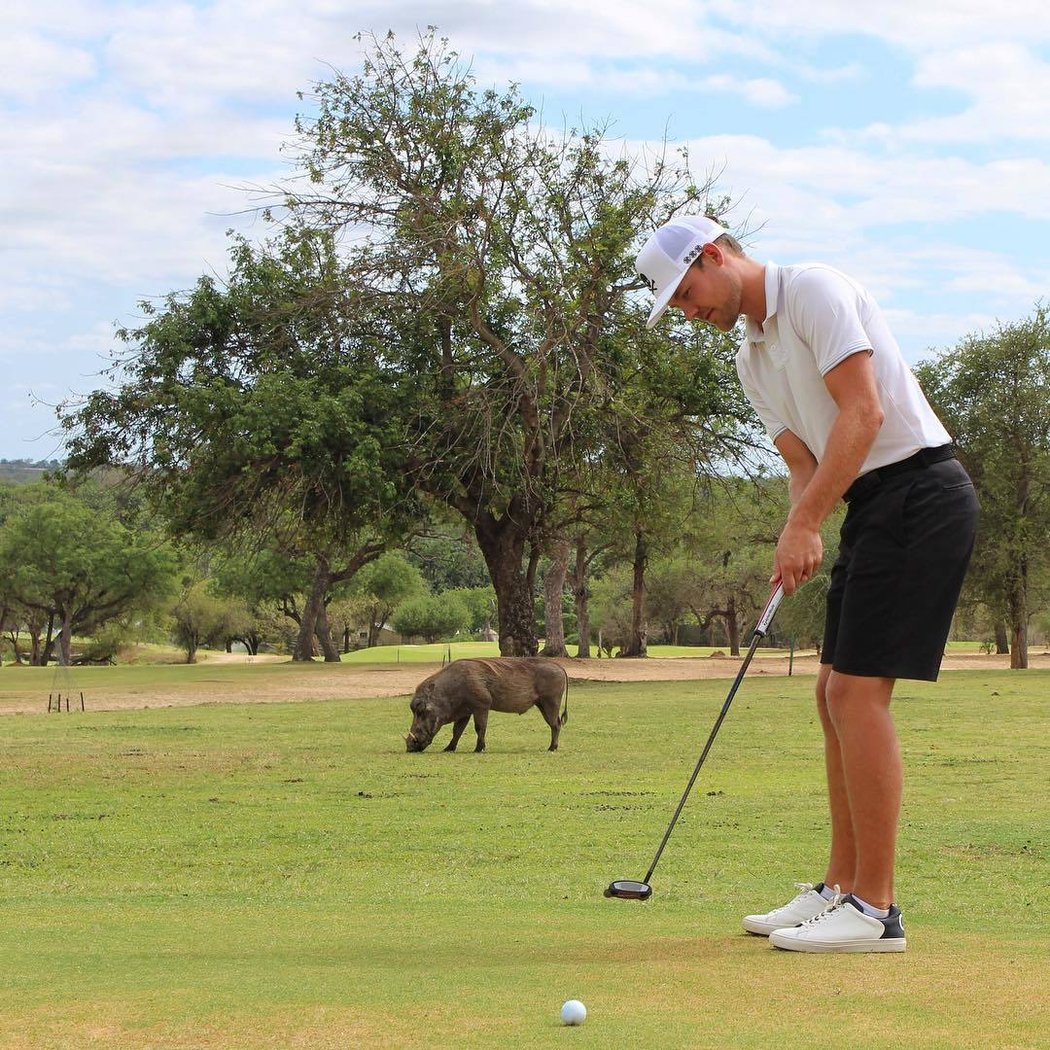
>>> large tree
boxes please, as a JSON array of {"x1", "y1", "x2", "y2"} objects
[
  {"x1": 0, "y1": 486, "x2": 176, "y2": 665},
  {"x1": 60, "y1": 227, "x2": 425, "y2": 661},
  {"x1": 283, "y1": 29, "x2": 744, "y2": 655},
  {"x1": 567, "y1": 315, "x2": 760, "y2": 656},
  {"x1": 916, "y1": 306, "x2": 1050, "y2": 668}
]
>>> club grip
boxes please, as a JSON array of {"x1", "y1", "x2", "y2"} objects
[{"x1": 754, "y1": 584, "x2": 785, "y2": 637}]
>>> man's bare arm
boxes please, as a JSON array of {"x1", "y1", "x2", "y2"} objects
[
  {"x1": 772, "y1": 351, "x2": 885, "y2": 594},
  {"x1": 773, "y1": 429, "x2": 818, "y2": 508}
]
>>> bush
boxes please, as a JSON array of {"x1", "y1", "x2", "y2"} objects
[{"x1": 392, "y1": 594, "x2": 470, "y2": 643}]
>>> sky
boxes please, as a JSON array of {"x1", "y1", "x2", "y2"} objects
[{"x1": 4, "y1": 0, "x2": 1050, "y2": 461}]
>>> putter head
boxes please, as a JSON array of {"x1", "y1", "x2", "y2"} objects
[{"x1": 604, "y1": 879, "x2": 653, "y2": 901}]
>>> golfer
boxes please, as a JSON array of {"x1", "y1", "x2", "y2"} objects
[{"x1": 635, "y1": 215, "x2": 978, "y2": 953}]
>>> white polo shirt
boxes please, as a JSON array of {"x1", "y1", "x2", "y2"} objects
[{"x1": 735, "y1": 262, "x2": 951, "y2": 474}]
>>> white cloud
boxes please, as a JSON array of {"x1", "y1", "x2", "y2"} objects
[
  {"x1": 711, "y1": 0, "x2": 1050, "y2": 48},
  {"x1": 676, "y1": 134, "x2": 1050, "y2": 238},
  {"x1": 888, "y1": 309, "x2": 1001, "y2": 354},
  {"x1": 0, "y1": 32, "x2": 96, "y2": 100},
  {"x1": 2, "y1": 0, "x2": 1049, "y2": 457},
  {"x1": 896, "y1": 44, "x2": 1050, "y2": 143},
  {"x1": 701, "y1": 74, "x2": 797, "y2": 108}
]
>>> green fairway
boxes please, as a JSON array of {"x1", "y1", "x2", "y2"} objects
[
  {"x1": 341, "y1": 640, "x2": 801, "y2": 663},
  {"x1": 1, "y1": 671, "x2": 1048, "y2": 1048}
]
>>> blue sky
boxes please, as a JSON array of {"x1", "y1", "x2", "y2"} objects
[{"x1": 4, "y1": 0, "x2": 1049, "y2": 460}]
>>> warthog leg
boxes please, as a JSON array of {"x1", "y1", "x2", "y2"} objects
[
  {"x1": 473, "y1": 708, "x2": 489, "y2": 752},
  {"x1": 443, "y1": 715, "x2": 470, "y2": 752},
  {"x1": 539, "y1": 698, "x2": 562, "y2": 751}
]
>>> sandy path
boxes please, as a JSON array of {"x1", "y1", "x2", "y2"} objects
[{"x1": 3, "y1": 649, "x2": 1045, "y2": 716}]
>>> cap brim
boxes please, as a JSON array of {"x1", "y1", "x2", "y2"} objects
[{"x1": 645, "y1": 277, "x2": 681, "y2": 329}]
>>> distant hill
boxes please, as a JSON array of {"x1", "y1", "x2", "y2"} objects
[{"x1": 0, "y1": 459, "x2": 63, "y2": 484}]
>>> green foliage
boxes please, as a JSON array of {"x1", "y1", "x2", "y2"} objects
[
  {"x1": 0, "y1": 484, "x2": 177, "y2": 664},
  {"x1": 349, "y1": 551, "x2": 429, "y2": 646},
  {"x1": 169, "y1": 580, "x2": 239, "y2": 663},
  {"x1": 407, "y1": 527, "x2": 490, "y2": 591},
  {"x1": 916, "y1": 305, "x2": 1050, "y2": 663},
  {"x1": 288, "y1": 30, "x2": 752, "y2": 654},
  {"x1": 60, "y1": 225, "x2": 423, "y2": 553},
  {"x1": 445, "y1": 585, "x2": 498, "y2": 634},
  {"x1": 391, "y1": 592, "x2": 470, "y2": 642}
]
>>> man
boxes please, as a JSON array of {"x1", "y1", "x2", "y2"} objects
[{"x1": 635, "y1": 215, "x2": 978, "y2": 953}]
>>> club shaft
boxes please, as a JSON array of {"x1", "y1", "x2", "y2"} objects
[{"x1": 643, "y1": 586, "x2": 783, "y2": 885}]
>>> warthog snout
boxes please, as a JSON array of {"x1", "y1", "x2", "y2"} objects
[{"x1": 405, "y1": 728, "x2": 431, "y2": 753}]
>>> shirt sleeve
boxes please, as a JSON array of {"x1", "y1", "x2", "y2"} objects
[{"x1": 783, "y1": 266, "x2": 873, "y2": 376}]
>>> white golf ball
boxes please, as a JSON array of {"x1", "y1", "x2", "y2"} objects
[{"x1": 560, "y1": 999, "x2": 587, "y2": 1026}]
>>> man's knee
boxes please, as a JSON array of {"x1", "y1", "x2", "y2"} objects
[{"x1": 824, "y1": 671, "x2": 895, "y2": 726}]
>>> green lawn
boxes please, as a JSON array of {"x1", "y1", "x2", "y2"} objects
[
  {"x1": 341, "y1": 640, "x2": 802, "y2": 663},
  {"x1": 1, "y1": 670, "x2": 1048, "y2": 1048}
]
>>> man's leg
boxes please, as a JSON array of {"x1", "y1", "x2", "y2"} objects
[
  {"x1": 821, "y1": 670, "x2": 900, "y2": 909},
  {"x1": 816, "y1": 663, "x2": 856, "y2": 893}
]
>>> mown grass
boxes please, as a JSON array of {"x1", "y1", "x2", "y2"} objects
[
  {"x1": 341, "y1": 640, "x2": 801, "y2": 663},
  {"x1": 1, "y1": 670, "x2": 1048, "y2": 1048}
]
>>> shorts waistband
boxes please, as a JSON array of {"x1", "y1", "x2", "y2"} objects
[{"x1": 843, "y1": 444, "x2": 958, "y2": 504}]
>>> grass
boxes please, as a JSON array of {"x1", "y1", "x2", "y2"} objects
[
  {"x1": 342, "y1": 640, "x2": 801, "y2": 663},
  {"x1": 1, "y1": 669, "x2": 1048, "y2": 1048}
]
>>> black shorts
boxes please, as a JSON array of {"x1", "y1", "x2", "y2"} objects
[{"x1": 822, "y1": 456, "x2": 979, "y2": 681}]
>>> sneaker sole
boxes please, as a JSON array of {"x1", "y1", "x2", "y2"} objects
[
  {"x1": 769, "y1": 933, "x2": 907, "y2": 954},
  {"x1": 743, "y1": 918, "x2": 801, "y2": 937}
]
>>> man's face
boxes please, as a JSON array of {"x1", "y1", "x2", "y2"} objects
[{"x1": 667, "y1": 246, "x2": 741, "y2": 332}]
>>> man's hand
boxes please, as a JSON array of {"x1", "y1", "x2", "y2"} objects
[
  {"x1": 772, "y1": 516, "x2": 823, "y2": 595},
  {"x1": 770, "y1": 352, "x2": 884, "y2": 594}
]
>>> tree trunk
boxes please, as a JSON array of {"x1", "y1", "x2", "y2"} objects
[
  {"x1": 474, "y1": 515, "x2": 538, "y2": 657},
  {"x1": 1008, "y1": 576, "x2": 1028, "y2": 669},
  {"x1": 726, "y1": 594, "x2": 741, "y2": 657},
  {"x1": 294, "y1": 559, "x2": 330, "y2": 661},
  {"x1": 58, "y1": 607, "x2": 74, "y2": 666},
  {"x1": 6, "y1": 630, "x2": 23, "y2": 664},
  {"x1": 541, "y1": 536, "x2": 570, "y2": 657},
  {"x1": 36, "y1": 612, "x2": 57, "y2": 666},
  {"x1": 315, "y1": 602, "x2": 341, "y2": 662},
  {"x1": 1011, "y1": 620, "x2": 1028, "y2": 669},
  {"x1": 620, "y1": 528, "x2": 648, "y2": 658},
  {"x1": 570, "y1": 537, "x2": 591, "y2": 659},
  {"x1": 995, "y1": 621, "x2": 1009, "y2": 655}
]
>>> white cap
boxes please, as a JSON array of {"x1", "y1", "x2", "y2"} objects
[{"x1": 635, "y1": 215, "x2": 731, "y2": 329}]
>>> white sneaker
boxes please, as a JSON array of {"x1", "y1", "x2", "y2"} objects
[
  {"x1": 769, "y1": 894, "x2": 907, "y2": 953},
  {"x1": 742, "y1": 883, "x2": 834, "y2": 937}
]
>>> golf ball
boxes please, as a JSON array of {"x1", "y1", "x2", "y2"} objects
[{"x1": 561, "y1": 999, "x2": 587, "y2": 1026}]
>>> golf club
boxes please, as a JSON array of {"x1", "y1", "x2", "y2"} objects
[{"x1": 605, "y1": 583, "x2": 785, "y2": 901}]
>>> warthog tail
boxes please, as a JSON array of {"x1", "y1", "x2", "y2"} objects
[{"x1": 559, "y1": 665, "x2": 569, "y2": 726}]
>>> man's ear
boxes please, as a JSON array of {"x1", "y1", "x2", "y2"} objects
[{"x1": 702, "y1": 241, "x2": 725, "y2": 266}]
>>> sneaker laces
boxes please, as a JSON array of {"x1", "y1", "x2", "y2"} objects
[
  {"x1": 786, "y1": 882, "x2": 817, "y2": 905},
  {"x1": 796, "y1": 886, "x2": 844, "y2": 926}
]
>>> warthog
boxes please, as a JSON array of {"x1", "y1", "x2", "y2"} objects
[{"x1": 405, "y1": 657, "x2": 569, "y2": 753}]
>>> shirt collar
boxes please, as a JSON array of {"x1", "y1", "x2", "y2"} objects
[{"x1": 744, "y1": 262, "x2": 781, "y2": 345}]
